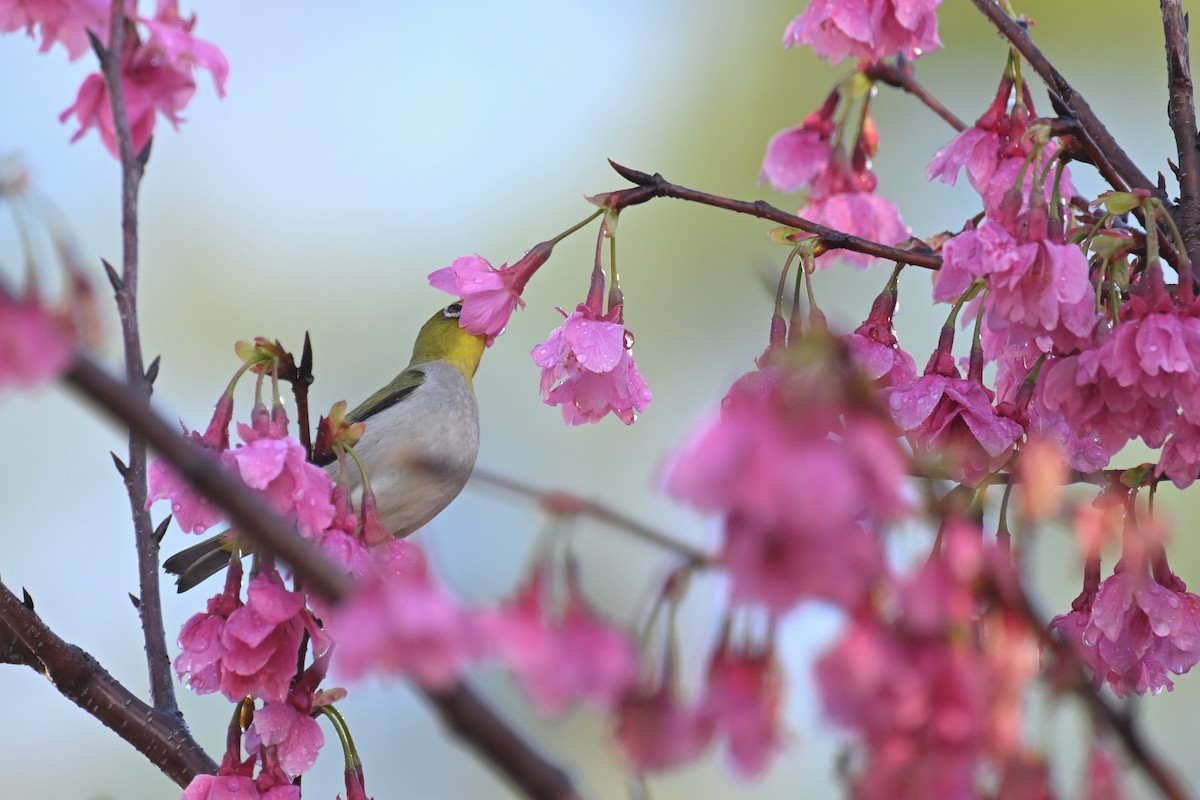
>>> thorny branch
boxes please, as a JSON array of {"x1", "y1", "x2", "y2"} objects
[
  {"x1": 0, "y1": 581, "x2": 216, "y2": 787},
  {"x1": 93, "y1": 0, "x2": 176, "y2": 713}
]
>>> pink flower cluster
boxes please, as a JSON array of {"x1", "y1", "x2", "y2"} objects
[
  {"x1": 1050, "y1": 541, "x2": 1200, "y2": 698},
  {"x1": 761, "y1": 88, "x2": 908, "y2": 268},
  {"x1": 0, "y1": 290, "x2": 75, "y2": 392},
  {"x1": 664, "y1": 343, "x2": 906, "y2": 615},
  {"x1": 1, "y1": 0, "x2": 228, "y2": 157},
  {"x1": 617, "y1": 638, "x2": 783, "y2": 778},
  {"x1": 785, "y1": 0, "x2": 943, "y2": 64}
]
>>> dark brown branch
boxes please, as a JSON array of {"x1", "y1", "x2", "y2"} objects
[
  {"x1": 423, "y1": 682, "x2": 582, "y2": 800},
  {"x1": 94, "y1": 0, "x2": 175, "y2": 713},
  {"x1": 471, "y1": 467, "x2": 712, "y2": 567},
  {"x1": 1160, "y1": 0, "x2": 1200, "y2": 274},
  {"x1": 863, "y1": 59, "x2": 968, "y2": 132},
  {"x1": 605, "y1": 162, "x2": 942, "y2": 270},
  {"x1": 0, "y1": 581, "x2": 216, "y2": 786},
  {"x1": 968, "y1": 0, "x2": 1163, "y2": 203}
]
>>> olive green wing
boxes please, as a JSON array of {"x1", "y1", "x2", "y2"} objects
[{"x1": 345, "y1": 366, "x2": 426, "y2": 424}]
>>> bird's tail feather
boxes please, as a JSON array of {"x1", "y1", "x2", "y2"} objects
[{"x1": 163, "y1": 533, "x2": 233, "y2": 593}]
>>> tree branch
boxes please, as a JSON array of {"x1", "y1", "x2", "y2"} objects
[
  {"x1": 1160, "y1": 0, "x2": 1200, "y2": 274},
  {"x1": 423, "y1": 682, "x2": 582, "y2": 800},
  {"x1": 863, "y1": 58, "x2": 967, "y2": 132},
  {"x1": 61, "y1": 352, "x2": 583, "y2": 799},
  {"x1": 0, "y1": 581, "x2": 216, "y2": 786},
  {"x1": 93, "y1": 0, "x2": 176, "y2": 713},
  {"x1": 604, "y1": 162, "x2": 942, "y2": 270}
]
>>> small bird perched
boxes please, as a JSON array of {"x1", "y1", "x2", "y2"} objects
[{"x1": 164, "y1": 302, "x2": 487, "y2": 591}]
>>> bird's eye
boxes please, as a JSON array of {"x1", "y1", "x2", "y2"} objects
[{"x1": 444, "y1": 302, "x2": 463, "y2": 319}]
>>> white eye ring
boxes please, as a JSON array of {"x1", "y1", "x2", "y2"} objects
[{"x1": 444, "y1": 302, "x2": 464, "y2": 319}]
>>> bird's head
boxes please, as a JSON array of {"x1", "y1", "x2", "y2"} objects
[{"x1": 409, "y1": 302, "x2": 487, "y2": 383}]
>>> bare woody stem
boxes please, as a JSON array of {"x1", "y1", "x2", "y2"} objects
[
  {"x1": 0, "y1": 581, "x2": 216, "y2": 786},
  {"x1": 863, "y1": 59, "x2": 968, "y2": 132},
  {"x1": 471, "y1": 467, "x2": 711, "y2": 567},
  {"x1": 62, "y1": 352, "x2": 582, "y2": 799},
  {"x1": 1159, "y1": 0, "x2": 1200, "y2": 274},
  {"x1": 93, "y1": 0, "x2": 175, "y2": 713},
  {"x1": 605, "y1": 162, "x2": 942, "y2": 270}
]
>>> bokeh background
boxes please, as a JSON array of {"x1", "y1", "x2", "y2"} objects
[{"x1": 2, "y1": 2, "x2": 1197, "y2": 798}]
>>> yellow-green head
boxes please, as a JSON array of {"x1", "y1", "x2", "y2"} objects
[{"x1": 409, "y1": 302, "x2": 487, "y2": 385}]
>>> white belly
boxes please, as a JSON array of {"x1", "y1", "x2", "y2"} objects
[{"x1": 341, "y1": 361, "x2": 479, "y2": 536}]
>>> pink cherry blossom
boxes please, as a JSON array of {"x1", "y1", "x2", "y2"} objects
[
  {"x1": 845, "y1": 282, "x2": 917, "y2": 390},
  {"x1": 428, "y1": 242, "x2": 552, "y2": 345},
  {"x1": 817, "y1": 613, "x2": 986, "y2": 800},
  {"x1": 250, "y1": 701, "x2": 324, "y2": 779},
  {"x1": 1158, "y1": 416, "x2": 1200, "y2": 488},
  {"x1": 694, "y1": 642, "x2": 783, "y2": 778},
  {"x1": 329, "y1": 540, "x2": 476, "y2": 688},
  {"x1": 59, "y1": 2, "x2": 227, "y2": 158},
  {"x1": 0, "y1": 291, "x2": 75, "y2": 393},
  {"x1": 615, "y1": 686, "x2": 713, "y2": 772},
  {"x1": 175, "y1": 561, "x2": 244, "y2": 695},
  {"x1": 531, "y1": 302, "x2": 651, "y2": 425},
  {"x1": 479, "y1": 567, "x2": 638, "y2": 716},
  {"x1": 229, "y1": 405, "x2": 337, "y2": 539},
  {"x1": 181, "y1": 774, "x2": 263, "y2": 800},
  {"x1": 147, "y1": 394, "x2": 234, "y2": 534},
  {"x1": 760, "y1": 91, "x2": 838, "y2": 193},
  {"x1": 0, "y1": 0, "x2": 109, "y2": 60},
  {"x1": 784, "y1": 0, "x2": 943, "y2": 64},
  {"x1": 801, "y1": 192, "x2": 909, "y2": 269},
  {"x1": 220, "y1": 572, "x2": 312, "y2": 703},
  {"x1": 890, "y1": 347, "x2": 1024, "y2": 485}
]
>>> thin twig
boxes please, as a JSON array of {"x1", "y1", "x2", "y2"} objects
[
  {"x1": 93, "y1": 0, "x2": 175, "y2": 713},
  {"x1": 1160, "y1": 0, "x2": 1200, "y2": 275},
  {"x1": 863, "y1": 59, "x2": 968, "y2": 132},
  {"x1": 0, "y1": 581, "x2": 216, "y2": 786},
  {"x1": 604, "y1": 162, "x2": 942, "y2": 270},
  {"x1": 471, "y1": 467, "x2": 711, "y2": 567}
]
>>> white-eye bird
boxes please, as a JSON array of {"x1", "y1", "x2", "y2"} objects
[{"x1": 163, "y1": 302, "x2": 487, "y2": 591}]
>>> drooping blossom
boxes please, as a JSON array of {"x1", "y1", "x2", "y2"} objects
[
  {"x1": 1051, "y1": 519, "x2": 1200, "y2": 698},
  {"x1": 784, "y1": 0, "x2": 943, "y2": 64},
  {"x1": 428, "y1": 241, "x2": 553, "y2": 345},
  {"x1": 220, "y1": 570, "x2": 319, "y2": 703},
  {"x1": 0, "y1": 290, "x2": 75, "y2": 393},
  {"x1": 57, "y1": 1, "x2": 228, "y2": 157},
  {"x1": 890, "y1": 330, "x2": 1024, "y2": 485},
  {"x1": 693, "y1": 640, "x2": 783, "y2": 778},
  {"x1": 329, "y1": 540, "x2": 476, "y2": 688},
  {"x1": 531, "y1": 267, "x2": 651, "y2": 425},
  {"x1": 147, "y1": 393, "x2": 234, "y2": 534},
  {"x1": 0, "y1": 0, "x2": 109, "y2": 60},
  {"x1": 665, "y1": 333, "x2": 903, "y2": 615},
  {"x1": 479, "y1": 566, "x2": 639, "y2": 716},
  {"x1": 175, "y1": 559, "x2": 244, "y2": 695},
  {"x1": 760, "y1": 90, "x2": 837, "y2": 193},
  {"x1": 845, "y1": 276, "x2": 917, "y2": 390},
  {"x1": 615, "y1": 686, "x2": 713, "y2": 773},
  {"x1": 801, "y1": 192, "x2": 909, "y2": 269},
  {"x1": 228, "y1": 402, "x2": 338, "y2": 539},
  {"x1": 249, "y1": 698, "x2": 325, "y2": 779}
]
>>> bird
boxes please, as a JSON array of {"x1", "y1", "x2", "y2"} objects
[{"x1": 163, "y1": 301, "x2": 487, "y2": 591}]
